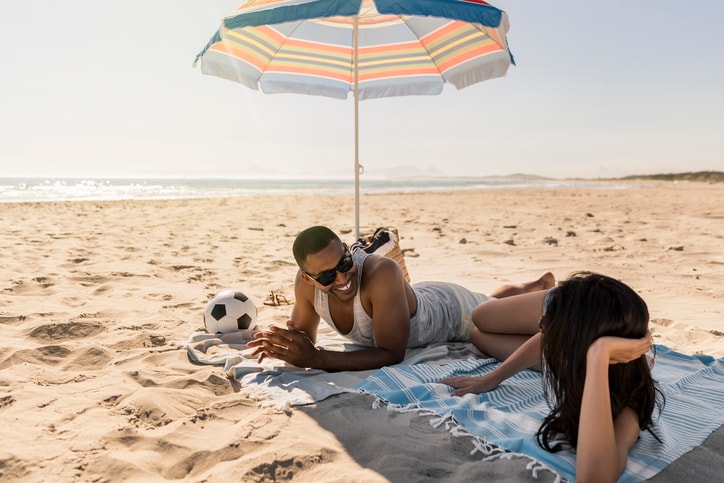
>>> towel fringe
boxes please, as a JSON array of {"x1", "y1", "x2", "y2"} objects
[
  {"x1": 367, "y1": 397, "x2": 565, "y2": 482},
  {"x1": 384, "y1": 401, "x2": 424, "y2": 414},
  {"x1": 470, "y1": 436, "x2": 503, "y2": 459},
  {"x1": 526, "y1": 458, "x2": 563, "y2": 483},
  {"x1": 429, "y1": 412, "x2": 454, "y2": 429},
  {"x1": 371, "y1": 396, "x2": 386, "y2": 409}
]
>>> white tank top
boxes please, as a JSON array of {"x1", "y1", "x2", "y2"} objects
[
  {"x1": 313, "y1": 249, "x2": 374, "y2": 345},
  {"x1": 313, "y1": 249, "x2": 492, "y2": 348}
]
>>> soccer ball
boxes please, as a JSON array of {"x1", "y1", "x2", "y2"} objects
[{"x1": 203, "y1": 289, "x2": 258, "y2": 334}]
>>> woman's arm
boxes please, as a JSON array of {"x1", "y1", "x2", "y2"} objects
[
  {"x1": 442, "y1": 332, "x2": 542, "y2": 396},
  {"x1": 575, "y1": 335, "x2": 651, "y2": 482}
]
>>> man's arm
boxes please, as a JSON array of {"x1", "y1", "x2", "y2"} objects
[
  {"x1": 246, "y1": 269, "x2": 321, "y2": 364},
  {"x1": 307, "y1": 256, "x2": 411, "y2": 371},
  {"x1": 247, "y1": 257, "x2": 412, "y2": 371},
  {"x1": 363, "y1": 256, "x2": 410, "y2": 364}
]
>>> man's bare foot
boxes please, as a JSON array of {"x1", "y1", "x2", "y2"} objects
[
  {"x1": 538, "y1": 271, "x2": 556, "y2": 290},
  {"x1": 489, "y1": 272, "x2": 556, "y2": 299},
  {"x1": 519, "y1": 271, "x2": 556, "y2": 293}
]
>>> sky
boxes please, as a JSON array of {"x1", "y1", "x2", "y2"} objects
[{"x1": 1, "y1": 0, "x2": 723, "y2": 180}]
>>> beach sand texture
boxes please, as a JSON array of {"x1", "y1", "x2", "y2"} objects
[{"x1": 1, "y1": 181, "x2": 722, "y2": 481}]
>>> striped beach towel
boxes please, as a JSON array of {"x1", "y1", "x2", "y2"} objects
[{"x1": 355, "y1": 345, "x2": 724, "y2": 482}]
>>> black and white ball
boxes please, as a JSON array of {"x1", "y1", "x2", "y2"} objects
[{"x1": 204, "y1": 289, "x2": 258, "y2": 334}]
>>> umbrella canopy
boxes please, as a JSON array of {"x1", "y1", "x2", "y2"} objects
[{"x1": 195, "y1": 0, "x2": 514, "y2": 236}]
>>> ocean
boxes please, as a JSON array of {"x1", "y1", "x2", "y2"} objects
[{"x1": 0, "y1": 176, "x2": 622, "y2": 203}]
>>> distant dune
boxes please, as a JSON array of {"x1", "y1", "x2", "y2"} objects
[{"x1": 614, "y1": 171, "x2": 724, "y2": 183}]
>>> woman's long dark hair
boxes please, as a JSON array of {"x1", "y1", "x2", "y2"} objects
[{"x1": 536, "y1": 272, "x2": 663, "y2": 451}]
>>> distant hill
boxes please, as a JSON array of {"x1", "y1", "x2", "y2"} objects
[{"x1": 615, "y1": 171, "x2": 724, "y2": 183}]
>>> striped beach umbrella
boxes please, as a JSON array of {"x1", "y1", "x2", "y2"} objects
[{"x1": 194, "y1": 0, "x2": 514, "y2": 237}]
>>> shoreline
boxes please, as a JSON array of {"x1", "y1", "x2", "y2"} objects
[{"x1": 2, "y1": 175, "x2": 720, "y2": 204}]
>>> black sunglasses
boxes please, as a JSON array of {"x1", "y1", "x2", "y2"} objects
[{"x1": 305, "y1": 247, "x2": 354, "y2": 286}]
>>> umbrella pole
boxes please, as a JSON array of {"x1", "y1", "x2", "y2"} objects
[{"x1": 353, "y1": 15, "x2": 360, "y2": 240}]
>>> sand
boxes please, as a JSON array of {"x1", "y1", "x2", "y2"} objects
[{"x1": 1, "y1": 181, "x2": 722, "y2": 481}]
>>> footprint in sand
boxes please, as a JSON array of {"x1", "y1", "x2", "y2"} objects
[
  {"x1": 72, "y1": 273, "x2": 110, "y2": 287},
  {"x1": 69, "y1": 346, "x2": 113, "y2": 370},
  {"x1": 62, "y1": 296, "x2": 87, "y2": 308},
  {"x1": 3, "y1": 279, "x2": 57, "y2": 296},
  {"x1": 112, "y1": 387, "x2": 207, "y2": 428},
  {"x1": 651, "y1": 318, "x2": 675, "y2": 327},
  {"x1": 0, "y1": 394, "x2": 15, "y2": 408},
  {"x1": 0, "y1": 315, "x2": 28, "y2": 325},
  {"x1": 125, "y1": 366, "x2": 234, "y2": 397},
  {"x1": 249, "y1": 453, "x2": 333, "y2": 481},
  {"x1": 32, "y1": 276, "x2": 55, "y2": 288},
  {"x1": 93, "y1": 285, "x2": 112, "y2": 294},
  {"x1": 29, "y1": 322, "x2": 103, "y2": 340},
  {"x1": 261, "y1": 259, "x2": 296, "y2": 273},
  {"x1": 100, "y1": 423, "x2": 247, "y2": 479},
  {"x1": 145, "y1": 293, "x2": 173, "y2": 301},
  {"x1": 3, "y1": 343, "x2": 112, "y2": 372},
  {"x1": 0, "y1": 345, "x2": 72, "y2": 369},
  {"x1": 163, "y1": 302, "x2": 195, "y2": 310},
  {"x1": 0, "y1": 453, "x2": 24, "y2": 479}
]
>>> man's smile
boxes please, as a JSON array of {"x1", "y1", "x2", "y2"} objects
[{"x1": 335, "y1": 278, "x2": 352, "y2": 292}]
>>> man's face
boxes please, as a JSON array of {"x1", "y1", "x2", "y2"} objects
[{"x1": 302, "y1": 240, "x2": 358, "y2": 301}]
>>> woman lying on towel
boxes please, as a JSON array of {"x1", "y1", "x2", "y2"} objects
[{"x1": 442, "y1": 271, "x2": 663, "y2": 482}]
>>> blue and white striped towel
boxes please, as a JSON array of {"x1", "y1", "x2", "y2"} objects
[{"x1": 355, "y1": 345, "x2": 724, "y2": 482}]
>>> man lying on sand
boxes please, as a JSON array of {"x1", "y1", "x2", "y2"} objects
[{"x1": 247, "y1": 225, "x2": 555, "y2": 371}]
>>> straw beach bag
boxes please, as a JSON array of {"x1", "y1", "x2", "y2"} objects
[{"x1": 352, "y1": 227, "x2": 410, "y2": 283}]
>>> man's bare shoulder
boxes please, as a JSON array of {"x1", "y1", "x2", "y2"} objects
[
  {"x1": 362, "y1": 252, "x2": 398, "y2": 269},
  {"x1": 361, "y1": 253, "x2": 405, "y2": 282}
]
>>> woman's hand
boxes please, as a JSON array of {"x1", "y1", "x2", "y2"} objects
[
  {"x1": 443, "y1": 332, "x2": 544, "y2": 397},
  {"x1": 441, "y1": 373, "x2": 502, "y2": 396},
  {"x1": 589, "y1": 330, "x2": 652, "y2": 365}
]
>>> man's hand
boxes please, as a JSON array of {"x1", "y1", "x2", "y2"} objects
[{"x1": 246, "y1": 322, "x2": 321, "y2": 368}]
